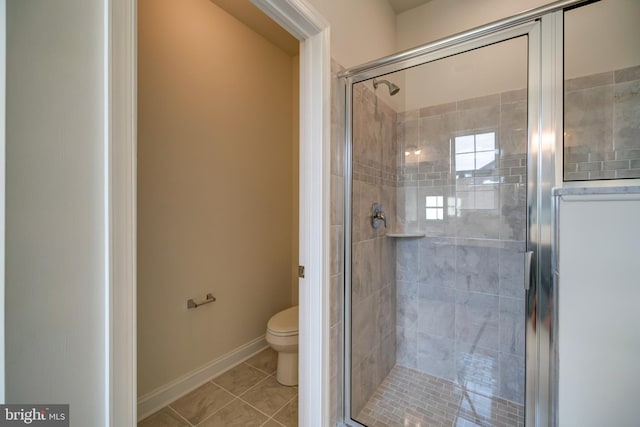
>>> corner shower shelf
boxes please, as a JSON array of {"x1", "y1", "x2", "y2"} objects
[{"x1": 385, "y1": 232, "x2": 425, "y2": 238}]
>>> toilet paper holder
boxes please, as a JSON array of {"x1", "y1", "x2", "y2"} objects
[{"x1": 187, "y1": 293, "x2": 216, "y2": 309}]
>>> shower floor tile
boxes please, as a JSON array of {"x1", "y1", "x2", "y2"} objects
[
  {"x1": 355, "y1": 365, "x2": 524, "y2": 427},
  {"x1": 138, "y1": 348, "x2": 298, "y2": 427}
]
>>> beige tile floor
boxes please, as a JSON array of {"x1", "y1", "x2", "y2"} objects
[{"x1": 139, "y1": 348, "x2": 298, "y2": 427}]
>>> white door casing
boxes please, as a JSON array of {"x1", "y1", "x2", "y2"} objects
[{"x1": 0, "y1": 0, "x2": 6, "y2": 403}]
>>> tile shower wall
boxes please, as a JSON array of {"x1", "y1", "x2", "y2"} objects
[
  {"x1": 350, "y1": 83, "x2": 398, "y2": 415},
  {"x1": 564, "y1": 65, "x2": 640, "y2": 181},
  {"x1": 395, "y1": 89, "x2": 527, "y2": 404}
]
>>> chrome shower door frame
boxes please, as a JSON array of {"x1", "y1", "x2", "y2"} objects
[{"x1": 341, "y1": 2, "x2": 572, "y2": 425}]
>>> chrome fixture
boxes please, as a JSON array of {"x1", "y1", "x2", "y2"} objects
[
  {"x1": 187, "y1": 293, "x2": 216, "y2": 309},
  {"x1": 341, "y1": 1, "x2": 592, "y2": 423},
  {"x1": 372, "y1": 78, "x2": 400, "y2": 96},
  {"x1": 371, "y1": 202, "x2": 387, "y2": 229},
  {"x1": 525, "y1": 251, "x2": 534, "y2": 291}
]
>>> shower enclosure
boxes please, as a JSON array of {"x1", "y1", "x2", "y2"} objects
[
  {"x1": 340, "y1": 0, "x2": 640, "y2": 425},
  {"x1": 340, "y1": 4, "x2": 563, "y2": 426}
]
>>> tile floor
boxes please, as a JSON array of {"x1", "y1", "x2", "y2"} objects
[
  {"x1": 355, "y1": 365, "x2": 524, "y2": 427},
  {"x1": 139, "y1": 348, "x2": 298, "y2": 427}
]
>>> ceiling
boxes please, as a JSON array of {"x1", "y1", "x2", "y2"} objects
[{"x1": 387, "y1": 0, "x2": 433, "y2": 14}]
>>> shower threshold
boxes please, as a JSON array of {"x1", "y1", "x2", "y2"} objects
[{"x1": 355, "y1": 365, "x2": 524, "y2": 427}]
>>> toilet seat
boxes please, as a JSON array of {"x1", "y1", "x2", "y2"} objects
[{"x1": 267, "y1": 306, "x2": 298, "y2": 337}]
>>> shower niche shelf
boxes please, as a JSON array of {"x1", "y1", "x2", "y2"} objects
[{"x1": 385, "y1": 232, "x2": 425, "y2": 238}]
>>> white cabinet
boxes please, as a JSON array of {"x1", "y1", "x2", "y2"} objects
[{"x1": 557, "y1": 190, "x2": 640, "y2": 427}]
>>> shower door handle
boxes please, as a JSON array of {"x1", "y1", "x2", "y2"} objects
[{"x1": 524, "y1": 251, "x2": 534, "y2": 291}]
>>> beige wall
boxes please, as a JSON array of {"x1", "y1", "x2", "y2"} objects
[
  {"x1": 396, "y1": 0, "x2": 554, "y2": 50},
  {"x1": 564, "y1": 0, "x2": 640, "y2": 78},
  {"x1": 402, "y1": 36, "x2": 527, "y2": 111},
  {"x1": 291, "y1": 56, "x2": 300, "y2": 305},
  {"x1": 307, "y1": 0, "x2": 397, "y2": 68},
  {"x1": 138, "y1": 0, "x2": 298, "y2": 396},
  {"x1": 394, "y1": 0, "x2": 543, "y2": 111},
  {"x1": 6, "y1": 0, "x2": 107, "y2": 424},
  {"x1": 394, "y1": 0, "x2": 640, "y2": 110}
]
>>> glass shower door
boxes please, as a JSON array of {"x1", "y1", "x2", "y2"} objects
[{"x1": 347, "y1": 34, "x2": 530, "y2": 427}]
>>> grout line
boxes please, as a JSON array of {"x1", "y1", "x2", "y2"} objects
[
  {"x1": 237, "y1": 374, "x2": 273, "y2": 398},
  {"x1": 197, "y1": 370, "x2": 275, "y2": 423},
  {"x1": 147, "y1": 354, "x2": 283, "y2": 427},
  {"x1": 359, "y1": 365, "x2": 521, "y2": 426},
  {"x1": 271, "y1": 394, "x2": 298, "y2": 425},
  {"x1": 194, "y1": 395, "x2": 239, "y2": 426},
  {"x1": 282, "y1": 394, "x2": 298, "y2": 408},
  {"x1": 237, "y1": 395, "x2": 281, "y2": 420},
  {"x1": 243, "y1": 355, "x2": 277, "y2": 376},
  {"x1": 237, "y1": 390, "x2": 297, "y2": 423},
  {"x1": 246, "y1": 364, "x2": 277, "y2": 377},
  {"x1": 166, "y1": 405, "x2": 195, "y2": 427},
  {"x1": 210, "y1": 370, "x2": 266, "y2": 398},
  {"x1": 264, "y1": 417, "x2": 286, "y2": 427}
]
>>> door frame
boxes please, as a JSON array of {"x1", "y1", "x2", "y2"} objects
[
  {"x1": 341, "y1": 21, "x2": 541, "y2": 426},
  {"x1": 0, "y1": 0, "x2": 5, "y2": 404},
  {"x1": 108, "y1": 0, "x2": 331, "y2": 425}
]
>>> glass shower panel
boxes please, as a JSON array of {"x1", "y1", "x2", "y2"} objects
[
  {"x1": 350, "y1": 36, "x2": 528, "y2": 427},
  {"x1": 563, "y1": 0, "x2": 640, "y2": 181}
]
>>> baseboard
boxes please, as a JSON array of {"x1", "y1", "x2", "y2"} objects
[{"x1": 137, "y1": 335, "x2": 268, "y2": 421}]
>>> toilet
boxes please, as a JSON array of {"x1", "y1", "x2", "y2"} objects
[{"x1": 265, "y1": 305, "x2": 299, "y2": 386}]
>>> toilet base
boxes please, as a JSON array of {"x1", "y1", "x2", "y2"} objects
[{"x1": 276, "y1": 351, "x2": 298, "y2": 386}]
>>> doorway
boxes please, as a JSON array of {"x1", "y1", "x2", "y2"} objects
[
  {"x1": 136, "y1": 0, "x2": 299, "y2": 421},
  {"x1": 110, "y1": 0, "x2": 330, "y2": 425},
  {"x1": 340, "y1": 14, "x2": 549, "y2": 427}
]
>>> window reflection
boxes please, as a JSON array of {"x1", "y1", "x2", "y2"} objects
[
  {"x1": 455, "y1": 132, "x2": 496, "y2": 174},
  {"x1": 454, "y1": 132, "x2": 498, "y2": 211}
]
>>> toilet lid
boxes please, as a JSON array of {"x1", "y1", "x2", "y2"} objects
[{"x1": 267, "y1": 306, "x2": 298, "y2": 336}]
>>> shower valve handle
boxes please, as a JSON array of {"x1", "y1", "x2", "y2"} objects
[{"x1": 371, "y1": 203, "x2": 387, "y2": 229}]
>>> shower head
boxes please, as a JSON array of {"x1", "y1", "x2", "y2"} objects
[{"x1": 373, "y1": 78, "x2": 400, "y2": 96}]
